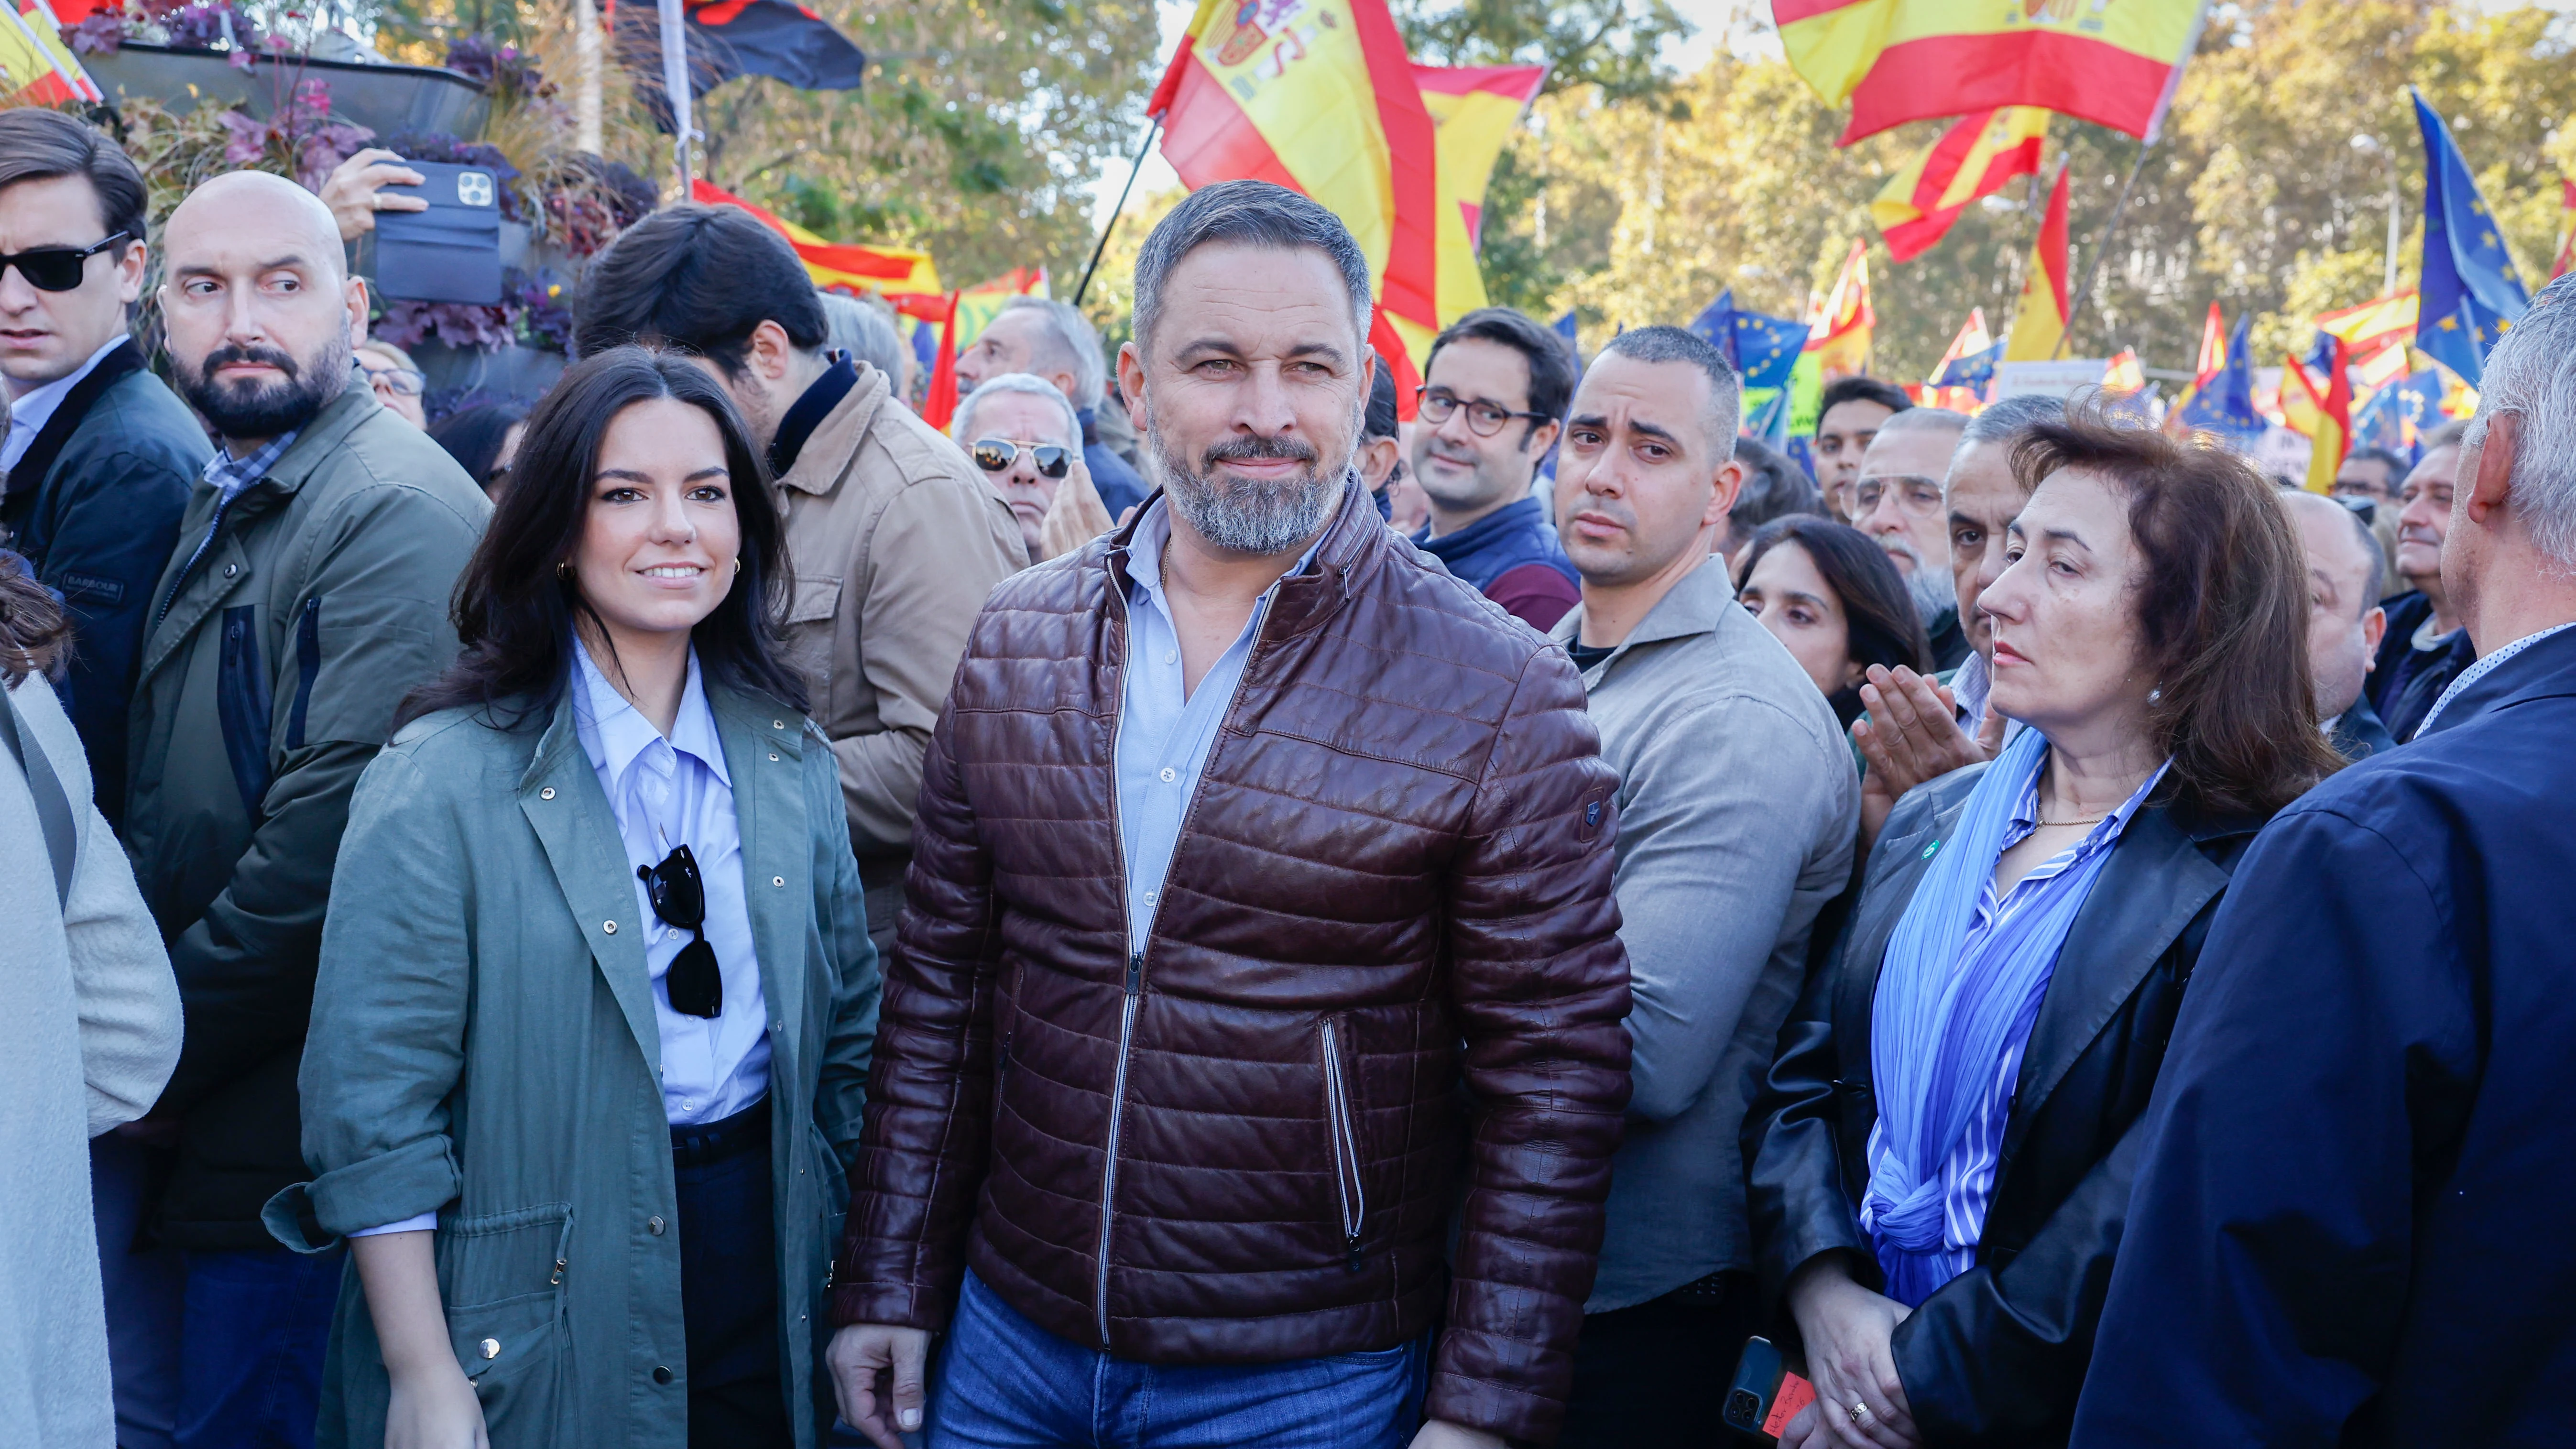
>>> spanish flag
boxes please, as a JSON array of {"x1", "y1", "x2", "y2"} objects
[
  {"x1": 0, "y1": 0, "x2": 96, "y2": 104},
  {"x1": 2552, "y1": 178, "x2": 2573, "y2": 281},
  {"x1": 2314, "y1": 290, "x2": 2419, "y2": 355},
  {"x1": 1805, "y1": 240, "x2": 1875, "y2": 379},
  {"x1": 688, "y1": 180, "x2": 943, "y2": 315},
  {"x1": 1872, "y1": 107, "x2": 2049, "y2": 262},
  {"x1": 1775, "y1": 0, "x2": 2210, "y2": 146},
  {"x1": 2286, "y1": 338, "x2": 2352, "y2": 494},
  {"x1": 1149, "y1": 0, "x2": 1441, "y2": 402},
  {"x1": 2003, "y1": 164, "x2": 2071, "y2": 362},
  {"x1": 1415, "y1": 63, "x2": 1548, "y2": 329}
]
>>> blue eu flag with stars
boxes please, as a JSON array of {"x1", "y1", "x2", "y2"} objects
[
  {"x1": 1687, "y1": 290, "x2": 1808, "y2": 392},
  {"x1": 2412, "y1": 88, "x2": 2528, "y2": 387},
  {"x1": 2172, "y1": 314, "x2": 2265, "y2": 451}
]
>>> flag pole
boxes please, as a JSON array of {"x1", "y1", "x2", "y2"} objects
[
  {"x1": 572, "y1": 0, "x2": 604, "y2": 155},
  {"x1": 657, "y1": 0, "x2": 693, "y2": 196},
  {"x1": 1074, "y1": 117, "x2": 1163, "y2": 309},
  {"x1": 2054, "y1": 129, "x2": 2156, "y2": 360}
]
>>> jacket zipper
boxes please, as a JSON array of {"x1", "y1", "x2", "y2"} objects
[
  {"x1": 1096, "y1": 949, "x2": 1142, "y2": 1343},
  {"x1": 155, "y1": 490, "x2": 239, "y2": 628},
  {"x1": 1321, "y1": 1016, "x2": 1366, "y2": 1273}
]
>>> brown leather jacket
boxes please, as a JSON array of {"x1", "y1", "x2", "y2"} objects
[{"x1": 833, "y1": 480, "x2": 1632, "y2": 1443}]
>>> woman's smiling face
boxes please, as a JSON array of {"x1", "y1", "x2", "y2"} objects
[{"x1": 570, "y1": 396, "x2": 741, "y2": 642}]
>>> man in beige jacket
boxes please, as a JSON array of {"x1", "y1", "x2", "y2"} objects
[{"x1": 575, "y1": 206, "x2": 1028, "y2": 947}]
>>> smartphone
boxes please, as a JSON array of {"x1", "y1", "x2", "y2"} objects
[
  {"x1": 372, "y1": 160, "x2": 505, "y2": 305},
  {"x1": 1725, "y1": 1335, "x2": 1820, "y2": 1443}
]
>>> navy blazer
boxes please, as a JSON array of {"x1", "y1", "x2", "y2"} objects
[{"x1": 2073, "y1": 626, "x2": 2576, "y2": 1447}]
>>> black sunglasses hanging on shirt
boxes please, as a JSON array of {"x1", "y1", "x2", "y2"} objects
[{"x1": 638, "y1": 843, "x2": 724, "y2": 1018}]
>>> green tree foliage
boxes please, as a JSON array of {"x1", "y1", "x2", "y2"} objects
[{"x1": 1483, "y1": 0, "x2": 2576, "y2": 379}]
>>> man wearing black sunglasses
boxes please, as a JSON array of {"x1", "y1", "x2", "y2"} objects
[{"x1": 0, "y1": 110, "x2": 204, "y2": 833}]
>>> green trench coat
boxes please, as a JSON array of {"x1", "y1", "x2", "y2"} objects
[{"x1": 264, "y1": 680, "x2": 881, "y2": 1449}]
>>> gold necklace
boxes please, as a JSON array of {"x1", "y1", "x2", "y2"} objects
[{"x1": 2038, "y1": 815, "x2": 2107, "y2": 828}]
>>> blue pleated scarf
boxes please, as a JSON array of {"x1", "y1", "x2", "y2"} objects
[{"x1": 1862, "y1": 727, "x2": 2118, "y2": 1304}]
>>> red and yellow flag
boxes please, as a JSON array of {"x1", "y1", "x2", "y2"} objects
[
  {"x1": 1805, "y1": 240, "x2": 1875, "y2": 379},
  {"x1": 1872, "y1": 106, "x2": 2049, "y2": 262},
  {"x1": 688, "y1": 180, "x2": 943, "y2": 316},
  {"x1": 2551, "y1": 178, "x2": 2574, "y2": 281},
  {"x1": 0, "y1": 0, "x2": 98, "y2": 104},
  {"x1": 2191, "y1": 301, "x2": 2227, "y2": 381},
  {"x1": 1414, "y1": 63, "x2": 1547, "y2": 333},
  {"x1": 2285, "y1": 338, "x2": 2352, "y2": 493},
  {"x1": 2314, "y1": 290, "x2": 2418, "y2": 354},
  {"x1": 1775, "y1": 0, "x2": 2210, "y2": 146},
  {"x1": 2004, "y1": 164, "x2": 2071, "y2": 361},
  {"x1": 1148, "y1": 0, "x2": 1440, "y2": 404}
]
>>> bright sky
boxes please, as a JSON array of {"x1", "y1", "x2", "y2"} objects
[{"x1": 1082, "y1": 0, "x2": 2572, "y2": 229}]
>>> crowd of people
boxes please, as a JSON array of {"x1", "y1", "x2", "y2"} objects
[{"x1": 2, "y1": 103, "x2": 2573, "y2": 1449}]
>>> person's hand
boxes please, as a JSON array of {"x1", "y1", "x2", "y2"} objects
[
  {"x1": 1852, "y1": 664, "x2": 2005, "y2": 857},
  {"x1": 1778, "y1": 1399, "x2": 1829, "y2": 1449},
  {"x1": 1407, "y1": 1420, "x2": 1507, "y2": 1449},
  {"x1": 1785, "y1": 1255, "x2": 1921, "y2": 1449},
  {"x1": 382, "y1": 1361, "x2": 487, "y2": 1449},
  {"x1": 1036, "y1": 453, "x2": 1115, "y2": 562},
  {"x1": 321, "y1": 148, "x2": 427, "y2": 241},
  {"x1": 828, "y1": 1322, "x2": 933, "y2": 1449}
]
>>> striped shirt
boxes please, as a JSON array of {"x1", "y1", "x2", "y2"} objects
[{"x1": 1862, "y1": 758, "x2": 2169, "y2": 1292}]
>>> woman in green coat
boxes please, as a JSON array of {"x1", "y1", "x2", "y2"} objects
[{"x1": 266, "y1": 347, "x2": 881, "y2": 1449}]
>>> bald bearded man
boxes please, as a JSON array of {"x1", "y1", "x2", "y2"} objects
[{"x1": 118, "y1": 171, "x2": 487, "y2": 1447}]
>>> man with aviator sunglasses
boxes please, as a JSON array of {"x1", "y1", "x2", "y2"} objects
[
  {"x1": 0, "y1": 110, "x2": 205, "y2": 830},
  {"x1": 954, "y1": 371, "x2": 1116, "y2": 565}
]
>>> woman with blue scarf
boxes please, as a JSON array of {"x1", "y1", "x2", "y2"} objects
[{"x1": 1745, "y1": 406, "x2": 2342, "y2": 1449}]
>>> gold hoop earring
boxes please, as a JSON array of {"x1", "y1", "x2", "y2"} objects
[
  {"x1": 557, "y1": 561, "x2": 573, "y2": 580},
  {"x1": 732, "y1": 558, "x2": 742, "y2": 575}
]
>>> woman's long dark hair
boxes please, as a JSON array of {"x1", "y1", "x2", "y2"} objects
[
  {"x1": 1736, "y1": 514, "x2": 1933, "y2": 728},
  {"x1": 397, "y1": 346, "x2": 808, "y2": 731},
  {"x1": 2010, "y1": 396, "x2": 2342, "y2": 820}
]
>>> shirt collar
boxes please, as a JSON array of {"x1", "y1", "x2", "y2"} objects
[
  {"x1": 203, "y1": 430, "x2": 301, "y2": 503},
  {"x1": 4, "y1": 333, "x2": 128, "y2": 441},
  {"x1": 2416, "y1": 621, "x2": 2576, "y2": 736},
  {"x1": 570, "y1": 635, "x2": 730, "y2": 789}
]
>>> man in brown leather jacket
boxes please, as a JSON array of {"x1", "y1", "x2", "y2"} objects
[{"x1": 826, "y1": 180, "x2": 1634, "y2": 1449}]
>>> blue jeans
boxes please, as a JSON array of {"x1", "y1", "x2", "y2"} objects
[
  {"x1": 176, "y1": 1245, "x2": 343, "y2": 1449},
  {"x1": 927, "y1": 1270, "x2": 1428, "y2": 1449}
]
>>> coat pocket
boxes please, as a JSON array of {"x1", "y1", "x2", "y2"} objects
[
  {"x1": 783, "y1": 576, "x2": 843, "y2": 696},
  {"x1": 1319, "y1": 1014, "x2": 1366, "y2": 1274},
  {"x1": 216, "y1": 603, "x2": 272, "y2": 819},
  {"x1": 284, "y1": 597, "x2": 321, "y2": 749},
  {"x1": 439, "y1": 1203, "x2": 573, "y2": 1441}
]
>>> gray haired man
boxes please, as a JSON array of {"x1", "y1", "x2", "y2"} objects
[
  {"x1": 956, "y1": 294, "x2": 1148, "y2": 517},
  {"x1": 827, "y1": 178, "x2": 1630, "y2": 1449},
  {"x1": 952, "y1": 370, "x2": 1114, "y2": 564}
]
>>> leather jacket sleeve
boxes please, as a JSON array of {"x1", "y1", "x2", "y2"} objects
[
  {"x1": 832, "y1": 693, "x2": 1002, "y2": 1331},
  {"x1": 1421, "y1": 645, "x2": 1634, "y2": 1445},
  {"x1": 1743, "y1": 910, "x2": 1876, "y2": 1312}
]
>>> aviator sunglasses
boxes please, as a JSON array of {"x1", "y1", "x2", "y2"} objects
[
  {"x1": 637, "y1": 843, "x2": 724, "y2": 1018},
  {"x1": 971, "y1": 437, "x2": 1072, "y2": 479},
  {"x1": 0, "y1": 231, "x2": 131, "y2": 292}
]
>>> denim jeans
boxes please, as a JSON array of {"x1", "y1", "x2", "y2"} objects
[
  {"x1": 176, "y1": 1244, "x2": 343, "y2": 1449},
  {"x1": 927, "y1": 1269, "x2": 1428, "y2": 1449}
]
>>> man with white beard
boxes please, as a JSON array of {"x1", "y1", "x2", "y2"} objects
[{"x1": 1851, "y1": 406, "x2": 1973, "y2": 670}]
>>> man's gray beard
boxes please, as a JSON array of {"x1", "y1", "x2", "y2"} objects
[
  {"x1": 1146, "y1": 416, "x2": 1344, "y2": 556},
  {"x1": 1906, "y1": 560, "x2": 1956, "y2": 625}
]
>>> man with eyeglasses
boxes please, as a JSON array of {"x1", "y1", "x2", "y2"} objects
[
  {"x1": 956, "y1": 370, "x2": 1115, "y2": 564},
  {"x1": 0, "y1": 111, "x2": 205, "y2": 832},
  {"x1": 1406, "y1": 306, "x2": 1581, "y2": 630},
  {"x1": 1851, "y1": 405, "x2": 1974, "y2": 670}
]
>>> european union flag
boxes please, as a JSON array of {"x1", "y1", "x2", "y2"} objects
[
  {"x1": 1554, "y1": 310, "x2": 1578, "y2": 358},
  {"x1": 2350, "y1": 384, "x2": 2409, "y2": 461},
  {"x1": 1932, "y1": 339, "x2": 2005, "y2": 391},
  {"x1": 1688, "y1": 289, "x2": 1808, "y2": 392},
  {"x1": 2412, "y1": 88, "x2": 2528, "y2": 386},
  {"x1": 2303, "y1": 329, "x2": 2339, "y2": 377},
  {"x1": 2172, "y1": 314, "x2": 2264, "y2": 450},
  {"x1": 2391, "y1": 368, "x2": 2446, "y2": 449}
]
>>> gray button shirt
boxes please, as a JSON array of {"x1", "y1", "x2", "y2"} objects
[{"x1": 1113, "y1": 501, "x2": 1318, "y2": 957}]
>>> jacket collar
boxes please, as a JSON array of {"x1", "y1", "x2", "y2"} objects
[
  {"x1": 1100, "y1": 472, "x2": 1380, "y2": 644},
  {"x1": 2414, "y1": 620, "x2": 2576, "y2": 738},
  {"x1": 769, "y1": 356, "x2": 860, "y2": 476},
  {"x1": 1548, "y1": 554, "x2": 1732, "y2": 660},
  {"x1": 4, "y1": 336, "x2": 142, "y2": 501},
  {"x1": 775, "y1": 363, "x2": 889, "y2": 499},
  {"x1": 240, "y1": 375, "x2": 381, "y2": 502}
]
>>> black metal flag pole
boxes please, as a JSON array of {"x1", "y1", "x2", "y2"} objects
[{"x1": 1075, "y1": 117, "x2": 1164, "y2": 308}]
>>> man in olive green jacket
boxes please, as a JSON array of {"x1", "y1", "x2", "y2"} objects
[{"x1": 118, "y1": 172, "x2": 487, "y2": 1442}]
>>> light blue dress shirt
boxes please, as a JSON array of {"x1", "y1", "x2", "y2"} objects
[
  {"x1": 354, "y1": 640, "x2": 773, "y2": 1238},
  {"x1": 1112, "y1": 501, "x2": 1320, "y2": 957}
]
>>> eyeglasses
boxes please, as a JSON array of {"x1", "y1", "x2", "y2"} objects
[
  {"x1": 1415, "y1": 387, "x2": 1547, "y2": 437},
  {"x1": 970, "y1": 438, "x2": 1071, "y2": 479},
  {"x1": 636, "y1": 843, "x2": 723, "y2": 1018},
  {"x1": 365, "y1": 366, "x2": 426, "y2": 398},
  {"x1": 1853, "y1": 474, "x2": 1945, "y2": 519},
  {"x1": 0, "y1": 231, "x2": 130, "y2": 293}
]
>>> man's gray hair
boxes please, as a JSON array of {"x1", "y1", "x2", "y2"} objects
[
  {"x1": 2467, "y1": 272, "x2": 2576, "y2": 566},
  {"x1": 952, "y1": 371, "x2": 1081, "y2": 450},
  {"x1": 818, "y1": 291, "x2": 907, "y2": 389},
  {"x1": 1133, "y1": 180, "x2": 1372, "y2": 357},
  {"x1": 1877, "y1": 406, "x2": 1969, "y2": 441},
  {"x1": 1960, "y1": 392, "x2": 2065, "y2": 448},
  {"x1": 1595, "y1": 324, "x2": 1743, "y2": 448},
  {"x1": 997, "y1": 296, "x2": 1108, "y2": 410}
]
